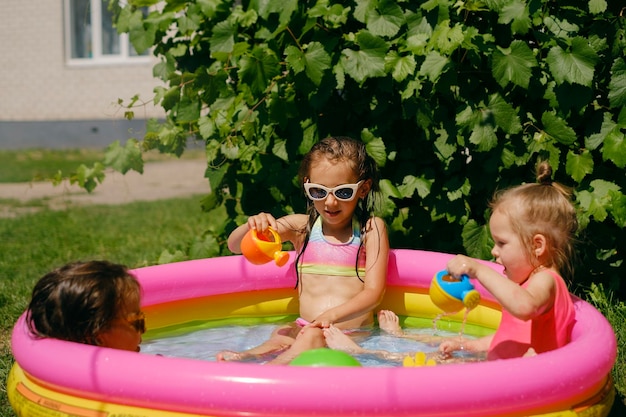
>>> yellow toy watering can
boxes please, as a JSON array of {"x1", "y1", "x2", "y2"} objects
[
  {"x1": 429, "y1": 270, "x2": 481, "y2": 313},
  {"x1": 240, "y1": 227, "x2": 289, "y2": 267}
]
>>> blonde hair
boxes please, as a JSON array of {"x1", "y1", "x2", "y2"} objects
[{"x1": 489, "y1": 161, "x2": 578, "y2": 278}]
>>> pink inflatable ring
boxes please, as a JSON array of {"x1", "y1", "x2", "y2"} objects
[{"x1": 8, "y1": 249, "x2": 617, "y2": 416}]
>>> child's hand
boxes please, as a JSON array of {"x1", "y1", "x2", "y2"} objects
[
  {"x1": 446, "y1": 255, "x2": 480, "y2": 279},
  {"x1": 246, "y1": 212, "x2": 278, "y2": 233},
  {"x1": 309, "y1": 312, "x2": 335, "y2": 329},
  {"x1": 439, "y1": 338, "x2": 462, "y2": 355}
]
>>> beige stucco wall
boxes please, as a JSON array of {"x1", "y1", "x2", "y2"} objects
[{"x1": 0, "y1": 0, "x2": 165, "y2": 122}]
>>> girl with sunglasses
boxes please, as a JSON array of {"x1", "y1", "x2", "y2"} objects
[
  {"x1": 219, "y1": 136, "x2": 389, "y2": 364},
  {"x1": 26, "y1": 260, "x2": 145, "y2": 352}
]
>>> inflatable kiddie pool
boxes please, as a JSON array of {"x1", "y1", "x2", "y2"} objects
[{"x1": 8, "y1": 249, "x2": 617, "y2": 417}]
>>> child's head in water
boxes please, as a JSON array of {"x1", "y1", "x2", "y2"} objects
[
  {"x1": 488, "y1": 160, "x2": 578, "y2": 283},
  {"x1": 26, "y1": 260, "x2": 144, "y2": 352}
]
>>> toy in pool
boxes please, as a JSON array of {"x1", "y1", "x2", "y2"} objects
[
  {"x1": 240, "y1": 227, "x2": 289, "y2": 266},
  {"x1": 429, "y1": 270, "x2": 481, "y2": 313},
  {"x1": 8, "y1": 249, "x2": 616, "y2": 417}
]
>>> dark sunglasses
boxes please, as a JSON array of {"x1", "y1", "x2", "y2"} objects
[{"x1": 123, "y1": 311, "x2": 146, "y2": 334}]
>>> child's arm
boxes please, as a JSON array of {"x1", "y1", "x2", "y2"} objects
[
  {"x1": 311, "y1": 217, "x2": 389, "y2": 327},
  {"x1": 446, "y1": 255, "x2": 556, "y2": 321},
  {"x1": 227, "y1": 213, "x2": 306, "y2": 253},
  {"x1": 439, "y1": 334, "x2": 493, "y2": 355}
]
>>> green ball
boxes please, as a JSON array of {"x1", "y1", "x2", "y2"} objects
[{"x1": 289, "y1": 348, "x2": 361, "y2": 367}]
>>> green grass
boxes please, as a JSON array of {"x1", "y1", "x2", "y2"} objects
[
  {"x1": 0, "y1": 149, "x2": 104, "y2": 183},
  {"x1": 0, "y1": 196, "x2": 213, "y2": 415},
  {"x1": 0, "y1": 148, "x2": 205, "y2": 183}
]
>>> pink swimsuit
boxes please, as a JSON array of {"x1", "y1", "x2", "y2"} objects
[{"x1": 488, "y1": 270, "x2": 575, "y2": 360}]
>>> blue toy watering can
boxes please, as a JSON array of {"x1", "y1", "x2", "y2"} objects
[{"x1": 429, "y1": 270, "x2": 481, "y2": 313}]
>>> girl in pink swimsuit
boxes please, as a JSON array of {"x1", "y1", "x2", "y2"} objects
[
  {"x1": 326, "y1": 160, "x2": 576, "y2": 362},
  {"x1": 217, "y1": 136, "x2": 389, "y2": 365},
  {"x1": 440, "y1": 160, "x2": 577, "y2": 360}
]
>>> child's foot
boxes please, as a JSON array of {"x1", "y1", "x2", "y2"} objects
[
  {"x1": 216, "y1": 350, "x2": 246, "y2": 361},
  {"x1": 378, "y1": 310, "x2": 403, "y2": 336},
  {"x1": 323, "y1": 325, "x2": 365, "y2": 354},
  {"x1": 523, "y1": 347, "x2": 537, "y2": 357}
]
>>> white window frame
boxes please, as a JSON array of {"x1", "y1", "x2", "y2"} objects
[{"x1": 64, "y1": 0, "x2": 152, "y2": 66}]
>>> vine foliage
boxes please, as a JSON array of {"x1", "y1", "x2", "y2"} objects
[{"x1": 107, "y1": 0, "x2": 626, "y2": 296}]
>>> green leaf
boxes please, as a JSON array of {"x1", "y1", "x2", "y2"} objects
[
  {"x1": 429, "y1": 20, "x2": 464, "y2": 55},
  {"x1": 607, "y1": 190, "x2": 626, "y2": 228},
  {"x1": 210, "y1": 20, "x2": 236, "y2": 53},
  {"x1": 602, "y1": 129, "x2": 626, "y2": 168},
  {"x1": 498, "y1": 0, "x2": 531, "y2": 35},
  {"x1": 488, "y1": 94, "x2": 522, "y2": 135},
  {"x1": 206, "y1": 163, "x2": 228, "y2": 192},
  {"x1": 608, "y1": 58, "x2": 626, "y2": 108},
  {"x1": 239, "y1": 46, "x2": 281, "y2": 95},
  {"x1": 157, "y1": 249, "x2": 187, "y2": 264},
  {"x1": 541, "y1": 112, "x2": 577, "y2": 145},
  {"x1": 298, "y1": 119, "x2": 318, "y2": 155},
  {"x1": 577, "y1": 180, "x2": 621, "y2": 222},
  {"x1": 340, "y1": 31, "x2": 388, "y2": 83},
  {"x1": 462, "y1": 220, "x2": 492, "y2": 260},
  {"x1": 566, "y1": 150, "x2": 594, "y2": 183},
  {"x1": 586, "y1": 113, "x2": 618, "y2": 150},
  {"x1": 71, "y1": 163, "x2": 106, "y2": 193},
  {"x1": 304, "y1": 42, "x2": 332, "y2": 86},
  {"x1": 546, "y1": 37, "x2": 598, "y2": 87},
  {"x1": 285, "y1": 45, "x2": 306, "y2": 74},
  {"x1": 384, "y1": 51, "x2": 416, "y2": 82},
  {"x1": 104, "y1": 139, "x2": 144, "y2": 174},
  {"x1": 361, "y1": 129, "x2": 387, "y2": 167},
  {"x1": 397, "y1": 175, "x2": 433, "y2": 199},
  {"x1": 189, "y1": 235, "x2": 221, "y2": 259},
  {"x1": 419, "y1": 51, "x2": 449, "y2": 82},
  {"x1": 492, "y1": 41, "x2": 537, "y2": 88},
  {"x1": 588, "y1": 0, "x2": 607, "y2": 14},
  {"x1": 175, "y1": 97, "x2": 200, "y2": 123},
  {"x1": 469, "y1": 124, "x2": 498, "y2": 151},
  {"x1": 356, "y1": 0, "x2": 405, "y2": 38}
]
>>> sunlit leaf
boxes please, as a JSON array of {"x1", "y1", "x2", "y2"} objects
[
  {"x1": 104, "y1": 139, "x2": 144, "y2": 174},
  {"x1": 361, "y1": 129, "x2": 387, "y2": 167},
  {"x1": 566, "y1": 150, "x2": 594, "y2": 183},
  {"x1": 602, "y1": 130, "x2": 626, "y2": 168},
  {"x1": 588, "y1": 0, "x2": 607, "y2": 14},
  {"x1": 541, "y1": 112, "x2": 577, "y2": 145},
  {"x1": 546, "y1": 37, "x2": 598, "y2": 86},
  {"x1": 210, "y1": 21, "x2": 236, "y2": 53},
  {"x1": 419, "y1": 51, "x2": 449, "y2": 82},
  {"x1": 340, "y1": 30, "x2": 387, "y2": 83},
  {"x1": 492, "y1": 41, "x2": 537, "y2": 88},
  {"x1": 469, "y1": 124, "x2": 498, "y2": 151},
  {"x1": 384, "y1": 51, "x2": 416, "y2": 82},
  {"x1": 498, "y1": 0, "x2": 531, "y2": 35},
  {"x1": 608, "y1": 58, "x2": 626, "y2": 108}
]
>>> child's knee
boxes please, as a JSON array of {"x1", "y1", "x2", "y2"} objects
[{"x1": 298, "y1": 327, "x2": 325, "y2": 347}]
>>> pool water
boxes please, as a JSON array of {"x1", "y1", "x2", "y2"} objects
[{"x1": 141, "y1": 322, "x2": 481, "y2": 367}]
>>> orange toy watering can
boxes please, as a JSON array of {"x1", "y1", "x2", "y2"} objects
[{"x1": 240, "y1": 227, "x2": 289, "y2": 267}]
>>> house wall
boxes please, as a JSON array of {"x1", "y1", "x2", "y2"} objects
[{"x1": 0, "y1": 1, "x2": 166, "y2": 147}]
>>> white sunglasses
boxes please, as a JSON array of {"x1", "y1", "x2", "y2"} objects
[{"x1": 303, "y1": 180, "x2": 364, "y2": 201}]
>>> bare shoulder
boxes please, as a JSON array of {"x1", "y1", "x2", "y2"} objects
[
  {"x1": 277, "y1": 214, "x2": 309, "y2": 244},
  {"x1": 365, "y1": 216, "x2": 388, "y2": 233}
]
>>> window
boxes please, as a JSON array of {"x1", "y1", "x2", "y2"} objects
[{"x1": 65, "y1": 0, "x2": 150, "y2": 64}]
